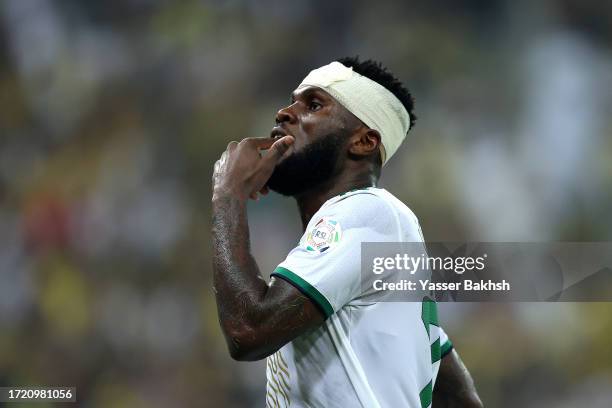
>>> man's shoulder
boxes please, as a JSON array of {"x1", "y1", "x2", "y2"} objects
[
  {"x1": 330, "y1": 187, "x2": 416, "y2": 216},
  {"x1": 315, "y1": 187, "x2": 420, "y2": 230},
  {"x1": 320, "y1": 187, "x2": 389, "y2": 217}
]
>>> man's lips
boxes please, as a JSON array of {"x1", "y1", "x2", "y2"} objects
[
  {"x1": 269, "y1": 126, "x2": 295, "y2": 162},
  {"x1": 270, "y1": 126, "x2": 289, "y2": 139}
]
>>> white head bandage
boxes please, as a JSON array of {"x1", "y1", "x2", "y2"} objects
[{"x1": 297, "y1": 61, "x2": 411, "y2": 165}]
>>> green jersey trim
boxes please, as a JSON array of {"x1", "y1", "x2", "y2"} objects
[
  {"x1": 419, "y1": 380, "x2": 432, "y2": 408},
  {"x1": 441, "y1": 339, "x2": 454, "y2": 358},
  {"x1": 272, "y1": 266, "x2": 334, "y2": 318}
]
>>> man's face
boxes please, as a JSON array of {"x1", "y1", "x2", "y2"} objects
[{"x1": 266, "y1": 86, "x2": 355, "y2": 196}]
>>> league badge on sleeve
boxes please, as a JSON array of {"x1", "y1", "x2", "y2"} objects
[{"x1": 305, "y1": 217, "x2": 342, "y2": 253}]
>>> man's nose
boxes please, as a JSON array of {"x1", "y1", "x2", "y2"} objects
[{"x1": 275, "y1": 104, "x2": 296, "y2": 125}]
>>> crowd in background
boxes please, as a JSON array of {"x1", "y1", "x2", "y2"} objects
[{"x1": 1, "y1": 1, "x2": 612, "y2": 406}]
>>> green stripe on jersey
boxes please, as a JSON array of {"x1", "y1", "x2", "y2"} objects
[
  {"x1": 420, "y1": 297, "x2": 440, "y2": 407},
  {"x1": 272, "y1": 267, "x2": 334, "y2": 318},
  {"x1": 441, "y1": 339, "x2": 454, "y2": 357},
  {"x1": 419, "y1": 380, "x2": 432, "y2": 408},
  {"x1": 421, "y1": 298, "x2": 439, "y2": 336},
  {"x1": 431, "y1": 338, "x2": 441, "y2": 363}
]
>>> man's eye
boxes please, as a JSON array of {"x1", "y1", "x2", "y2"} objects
[{"x1": 308, "y1": 101, "x2": 322, "y2": 111}]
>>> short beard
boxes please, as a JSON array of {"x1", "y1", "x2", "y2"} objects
[{"x1": 266, "y1": 132, "x2": 346, "y2": 196}]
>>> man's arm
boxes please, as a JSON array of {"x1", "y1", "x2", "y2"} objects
[
  {"x1": 212, "y1": 137, "x2": 324, "y2": 361},
  {"x1": 433, "y1": 349, "x2": 484, "y2": 407}
]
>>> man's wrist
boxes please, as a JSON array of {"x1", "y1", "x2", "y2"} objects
[{"x1": 212, "y1": 186, "x2": 248, "y2": 204}]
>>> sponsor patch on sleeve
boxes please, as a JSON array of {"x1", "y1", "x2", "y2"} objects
[{"x1": 304, "y1": 216, "x2": 342, "y2": 253}]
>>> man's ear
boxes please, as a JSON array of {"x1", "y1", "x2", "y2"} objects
[{"x1": 348, "y1": 127, "x2": 381, "y2": 158}]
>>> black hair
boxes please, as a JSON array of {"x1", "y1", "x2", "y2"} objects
[{"x1": 337, "y1": 56, "x2": 416, "y2": 129}]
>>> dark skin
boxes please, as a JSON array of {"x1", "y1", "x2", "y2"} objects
[
  {"x1": 434, "y1": 350, "x2": 484, "y2": 407},
  {"x1": 212, "y1": 85, "x2": 483, "y2": 406}
]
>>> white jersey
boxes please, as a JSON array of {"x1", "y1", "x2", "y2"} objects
[{"x1": 266, "y1": 187, "x2": 453, "y2": 408}]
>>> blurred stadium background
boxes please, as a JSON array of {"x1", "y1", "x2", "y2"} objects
[{"x1": 1, "y1": 0, "x2": 612, "y2": 407}]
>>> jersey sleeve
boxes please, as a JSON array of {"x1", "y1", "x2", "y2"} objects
[
  {"x1": 271, "y1": 193, "x2": 392, "y2": 318},
  {"x1": 439, "y1": 327, "x2": 454, "y2": 358}
]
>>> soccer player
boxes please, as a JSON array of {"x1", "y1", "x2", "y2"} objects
[{"x1": 212, "y1": 57, "x2": 482, "y2": 407}]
